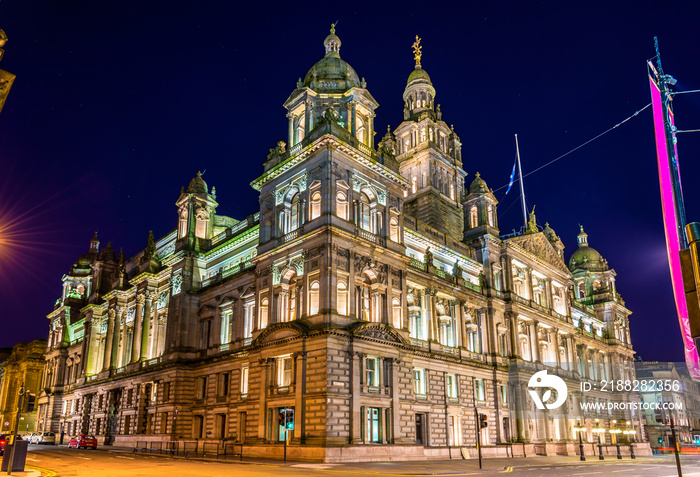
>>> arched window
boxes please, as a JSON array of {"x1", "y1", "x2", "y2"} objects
[
  {"x1": 337, "y1": 281, "x2": 348, "y2": 316},
  {"x1": 389, "y1": 217, "x2": 399, "y2": 242},
  {"x1": 578, "y1": 282, "x2": 586, "y2": 298},
  {"x1": 259, "y1": 298, "x2": 269, "y2": 329},
  {"x1": 520, "y1": 335, "x2": 531, "y2": 361},
  {"x1": 357, "y1": 116, "x2": 366, "y2": 144},
  {"x1": 487, "y1": 205, "x2": 494, "y2": 226},
  {"x1": 469, "y1": 206, "x2": 478, "y2": 228},
  {"x1": 296, "y1": 113, "x2": 305, "y2": 144},
  {"x1": 360, "y1": 192, "x2": 372, "y2": 232},
  {"x1": 411, "y1": 177, "x2": 417, "y2": 194},
  {"x1": 309, "y1": 281, "x2": 320, "y2": 315},
  {"x1": 287, "y1": 277, "x2": 298, "y2": 321},
  {"x1": 361, "y1": 278, "x2": 372, "y2": 321},
  {"x1": 336, "y1": 191, "x2": 348, "y2": 220},
  {"x1": 290, "y1": 193, "x2": 300, "y2": 231},
  {"x1": 392, "y1": 298, "x2": 402, "y2": 329},
  {"x1": 310, "y1": 191, "x2": 321, "y2": 220}
]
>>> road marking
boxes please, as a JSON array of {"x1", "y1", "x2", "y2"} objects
[
  {"x1": 498, "y1": 467, "x2": 514, "y2": 473},
  {"x1": 115, "y1": 455, "x2": 136, "y2": 459},
  {"x1": 571, "y1": 473, "x2": 601, "y2": 476}
]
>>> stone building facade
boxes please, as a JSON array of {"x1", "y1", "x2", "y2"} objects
[
  {"x1": 37, "y1": 27, "x2": 648, "y2": 461},
  {"x1": 0, "y1": 340, "x2": 46, "y2": 436}
]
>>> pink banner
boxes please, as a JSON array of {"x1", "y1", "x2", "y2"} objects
[{"x1": 649, "y1": 76, "x2": 700, "y2": 378}]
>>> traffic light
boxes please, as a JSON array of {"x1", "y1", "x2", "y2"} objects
[
  {"x1": 479, "y1": 413, "x2": 488, "y2": 429},
  {"x1": 658, "y1": 437, "x2": 664, "y2": 444},
  {"x1": 278, "y1": 409, "x2": 287, "y2": 427},
  {"x1": 285, "y1": 409, "x2": 295, "y2": 430},
  {"x1": 25, "y1": 392, "x2": 36, "y2": 412}
]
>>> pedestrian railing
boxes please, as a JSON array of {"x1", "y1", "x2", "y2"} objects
[{"x1": 132, "y1": 440, "x2": 242, "y2": 460}]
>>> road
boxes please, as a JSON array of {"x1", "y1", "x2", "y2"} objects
[{"x1": 19, "y1": 445, "x2": 700, "y2": 477}]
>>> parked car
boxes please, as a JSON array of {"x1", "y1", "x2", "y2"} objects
[
  {"x1": 0, "y1": 434, "x2": 6, "y2": 455},
  {"x1": 31, "y1": 432, "x2": 55, "y2": 445},
  {"x1": 68, "y1": 435, "x2": 97, "y2": 449}
]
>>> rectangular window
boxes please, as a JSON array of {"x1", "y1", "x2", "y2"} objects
[
  {"x1": 216, "y1": 413, "x2": 227, "y2": 438},
  {"x1": 196, "y1": 377, "x2": 207, "y2": 400},
  {"x1": 241, "y1": 367, "x2": 249, "y2": 395},
  {"x1": 499, "y1": 385, "x2": 508, "y2": 405},
  {"x1": 193, "y1": 415, "x2": 204, "y2": 439},
  {"x1": 277, "y1": 356, "x2": 293, "y2": 387},
  {"x1": 365, "y1": 357, "x2": 379, "y2": 387},
  {"x1": 446, "y1": 374, "x2": 457, "y2": 399},
  {"x1": 414, "y1": 368, "x2": 426, "y2": 395},
  {"x1": 218, "y1": 372, "x2": 229, "y2": 397},
  {"x1": 475, "y1": 379, "x2": 485, "y2": 402},
  {"x1": 220, "y1": 311, "x2": 232, "y2": 344}
]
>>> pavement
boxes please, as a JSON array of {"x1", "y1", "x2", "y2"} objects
[{"x1": 11, "y1": 443, "x2": 700, "y2": 476}]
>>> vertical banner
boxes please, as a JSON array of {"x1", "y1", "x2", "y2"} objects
[{"x1": 649, "y1": 75, "x2": 700, "y2": 378}]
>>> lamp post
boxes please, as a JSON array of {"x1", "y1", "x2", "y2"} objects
[
  {"x1": 592, "y1": 418, "x2": 605, "y2": 460},
  {"x1": 610, "y1": 420, "x2": 622, "y2": 459},
  {"x1": 573, "y1": 422, "x2": 586, "y2": 461},
  {"x1": 623, "y1": 421, "x2": 636, "y2": 459}
]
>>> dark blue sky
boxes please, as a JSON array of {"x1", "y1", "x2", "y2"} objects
[{"x1": 1, "y1": 1, "x2": 699, "y2": 362}]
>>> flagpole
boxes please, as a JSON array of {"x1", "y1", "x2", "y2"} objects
[{"x1": 515, "y1": 134, "x2": 527, "y2": 230}]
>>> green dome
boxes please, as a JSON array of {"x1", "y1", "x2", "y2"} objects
[
  {"x1": 303, "y1": 56, "x2": 360, "y2": 89},
  {"x1": 407, "y1": 66, "x2": 432, "y2": 86},
  {"x1": 568, "y1": 227, "x2": 608, "y2": 272},
  {"x1": 303, "y1": 24, "x2": 360, "y2": 91},
  {"x1": 469, "y1": 172, "x2": 489, "y2": 194},
  {"x1": 187, "y1": 171, "x2": 208, "y2": 194}
]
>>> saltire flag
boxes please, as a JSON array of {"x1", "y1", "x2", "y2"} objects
[{"x1": 504, "y1": 157, "x2": 517, "y2": 195}]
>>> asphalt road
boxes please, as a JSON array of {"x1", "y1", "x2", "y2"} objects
[{"x1": 20, "y1": 445, "x2": 700, "y2": 477}]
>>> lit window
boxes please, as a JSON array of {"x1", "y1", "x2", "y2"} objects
[
  {"x1": 414, "y1": 368, "x2": 426, "y2": 395},
  {"x1": 310, "y1": 191, "x2": 321, "y2": 220},
  {"x1": 499, "y1": 384, "x2": 508, "y2": 404},
  {"x1": 389, "y1": 217, "x2": 399, "y2": 242},
  {"x1": 309, "y1": 281, "x2": 320, "y2": 315},
  {"x1": 290, "y1": 193, "x2": 300, "y2": 231},
  {"x1": 277, "y1": 356, "x2": 293, "y2": 387},
  {"x1": 220, "y1": 311, "x2": 232, "y2": 344},
  {"x1": 365, "y1": 356, "x2": 379, "y2": 387},
  {"x1": 392, "y1": 298, "x2": 401, "y2": 329},
  {"x1": 487, "y1": 205, "x2": 494, "y2": 226},
  {"x1": 470, "y1": 206, "x2": 478, "y2": 228},
  {"x1": 336, "y1": 191, "x2": 348, "y2": 220},
  {"x1": 337, "y1": 281, "x2": 348, "y2": 315},
  {"x1": 446, "y1": 374, "x2": 458, "y2": 398},
  {"x1": 360, "y1": 192, "x2": 372, "y2": 232},
  {"x1": 259, "y1": 298, "x2": 269, "y2": 329},
  {"x1": 241, "y1": 367, "x2": 249, "y2": 395},
  {"x1": 475, "y1": 379, "x2": 485, "y2": 402}
]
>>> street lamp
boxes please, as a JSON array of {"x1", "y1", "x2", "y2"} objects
[
  {"x1": 610, "y1": 420, "x2": 622, "y2": 459},
  {"x1": 573, "y1": 422, "x2": 587, "y2": 461},
  {"x1": 592, "y1": 418, "x2": 606, "y2": 460},
  {"x1": 623, "y1": 421, "x2": 636, "y2": 460}
]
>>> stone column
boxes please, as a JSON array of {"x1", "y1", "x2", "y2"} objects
[
  {"x1": 258, "y1": 358, "x2": 272, "y2": 441},
  {"x1": 508, "y1": 312, "x2": 520, "y2": 358},
  {"x1": 391, "y1": 358, "x2": 401, "y2": 443},
  {"x1": 530, "y1": 321, "x2": 540, "y2": 362},
  {"x1": 553, "y1": 330, "x2": 561, "y2": 368},
  {"x1": 131, "y1": 294, "x2": 145, "y2": 364},
  {"x1": 526, "y1": 268, "x2": 534, "y2": 300},
  {"x1": 287, "y1": 112, "x2": 294, "y2": 146},
  {"x1": 293, "y1": 352, "x2": 306, "y2": 444},
  {"x1": 351, "y1": 102, "x2": 357, "y2": 136},
  {"x1": 103, "y1": 308, "x2": 115, "y2": 372},
  {"x1": 141, "y1": 291, "x2": 152, "y2": 360},
  {"x1": 351, "y1": 352, "x2": 362, "y2": 443}
]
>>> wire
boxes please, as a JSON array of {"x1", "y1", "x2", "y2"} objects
[
  {"x1": 493, "y1": 102, "x2": 652, "y2": 192},
  {"x1": 672, "y1": 89, "x2": 700, "y2": 96},
  {"x1": 675, "y1": 129, "x2": 700, "y2": 134}
]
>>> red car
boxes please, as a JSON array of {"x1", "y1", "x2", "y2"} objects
[
  {"x1": 0, "y1": 434, "x2": 5, "y2": 455},
  {"x1": 68, "y1": 434, "x2": 97, "y2": 449}
]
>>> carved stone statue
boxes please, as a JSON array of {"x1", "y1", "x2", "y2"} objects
[
  {"x1": 424, "y1": 247, "x2": 433, "y2": 269},
  {"x1": 452, "y1": 260, "x2": 462, "y2": 278},
  {"x1": 525, "y1": 205, "x2": 538, "y2": 234}
]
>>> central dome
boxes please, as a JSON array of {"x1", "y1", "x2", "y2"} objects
[
  {"x1": 302, "y1": 24, "x2": 361, "y2": 91},
  {"x1": 568, "y1": 226, "x2": 608, "y2": 272}
]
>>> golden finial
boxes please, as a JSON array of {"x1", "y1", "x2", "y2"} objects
[
  {"x1": 330, "y1": 23, "x2": 336, "y2": 35},
  {"x1": 412, "y1": 35, "x2": 422, "y2": 67}
]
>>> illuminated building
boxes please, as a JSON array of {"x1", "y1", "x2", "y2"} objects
[
  {"x1": 37, "y1": 26, "x2": 648, "y2": 461},
  {"x1": 0, "y1": 340, "x2": 46, "y2": 435}
]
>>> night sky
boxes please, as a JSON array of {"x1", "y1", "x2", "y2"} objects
[{"x1": 1, "y1": 1, "x2": 699, "y2": 362}]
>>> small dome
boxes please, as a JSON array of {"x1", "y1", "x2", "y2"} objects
[
  {"x1": 568, "y1": 226, "x2": 608, "y2": 272},
  {"x1": 303, "y1": 24, "x2": 360, "y2": 91},
  {"x1": 187, "y1": 171, "x2": 208, "y2": 194},
  {"x1": 543, "y1": 222, "x2": 559, "y2": 243},
  {"x1": 100, "y1": 241, "x2": 116, "y2": 262},
  {"x1": 407, "y1": 66, "x2": 432, "y2": 86},
  {"x1": 469, "y1": 172, "x2": 489, "y2": 194}
]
